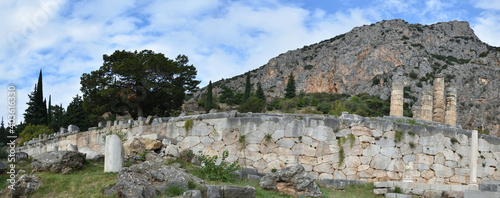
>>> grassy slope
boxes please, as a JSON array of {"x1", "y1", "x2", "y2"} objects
[{"x1": 0, "y1": 159, "x2": 382, "y2": 198}]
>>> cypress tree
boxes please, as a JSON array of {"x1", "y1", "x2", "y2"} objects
[
  {"x1": 24, "y1": 70, "x2": 47, "y2": 125},
  {"x1": 285, "y1": 73, "x2": 296, "y2": 99},
  {"x1": 256, "y1": 82, "x2": 265, "y2": 101},
  {"x1": 243, "y1": 74, "x2": 251, "y2": 102},
  {"x1": 205, "y1": 81, "x2": 214, "y2": 113},
  {"x1": 47, "y1": 95, "x2": 52, "y2": 124}
]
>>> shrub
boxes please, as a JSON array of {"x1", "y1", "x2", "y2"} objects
[
  {"x1": 479, "y1": 51, "x2": 489, "y2": 57},
  {"x1": 450, "y1": 137, "x2": 458, "y2": 144},
  {"x1": 271, "y1": 168, "x2": 277, "y2": 173},
  {"x1": 304, "y1": 65, "x2": 314, "y2": 70},
  {"x1": 372, "y1": 78, "x2": 380, "y2": 86},
  {"x1": 409, "y1": 142, "x2": 415, "y2": 149},
  {"x1": 409, "y1": 71, "x2": 418, "y2": 79},
  {"x1": 265, "y1": 134, "x2": 272, "y2": 141},
  {"x1": 194, "y1": 150, "x2": 241, "y2": 182},
  {"x1": 238, "y1": 97, "x2": 265, "y2": 113},
  {"x1": 19, "y1": 124, "x2": 53, "y2": 145},
  {"x1": 187, "y1": 180, "x2": 197, "y2": 190},
  {"x1": 394, "y1": 186, "x2": 402, "y2": 193},
  {"x1": 316, "y1": 101, "x2": 332, "y2": 114}
]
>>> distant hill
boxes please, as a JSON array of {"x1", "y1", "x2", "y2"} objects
[{"x1": 192, "y1": 19, "x2": 500, "y2": 135}]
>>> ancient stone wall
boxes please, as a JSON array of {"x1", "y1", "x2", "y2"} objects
[{"x1": 18, "y1": 112, "x2": 500, "y2": 185}]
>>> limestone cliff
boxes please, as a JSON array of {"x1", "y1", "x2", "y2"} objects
[{"x1": 198, "y1": 19, "x2": 500, "y2": 135}]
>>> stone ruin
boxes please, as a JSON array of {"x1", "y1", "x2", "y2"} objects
[{"x1": 390, "y1": 76, "x2": 457, "y2": 126}]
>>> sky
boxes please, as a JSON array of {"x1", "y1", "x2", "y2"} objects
[{"x1": 1, "y1": 0, "x2": 500, "y2": 125}]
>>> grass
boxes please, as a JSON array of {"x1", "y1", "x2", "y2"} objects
[
  {"x1": 0, "y1": 158, "x2": 384, "y2": 198},
  {"x1": 28, "y1": 161, "x2": 118, "y2": 198}
]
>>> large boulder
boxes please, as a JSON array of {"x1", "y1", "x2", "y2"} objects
[
  {"x1": 9, "y1": 174, "x2": 42, "y2": 197},
  {"x1": 259, "y1": 165, "x2": 323, "y2": 197},
  {"x1": 14, "y1": 152, "x2": 29, "y2": 161},
  {"x1": 104, "y1": 161, "x2": 205, "y2": 198},
  {"x1": 79, "y1": 147, "x2": 104, "y2": 161},
  {"x1": 0, "y1": 161, "x2": 7, "y2": 173},
  {"x1": 32, "y1": 151, "x2": 86, "y2": 174},
  {"x1": 123, "y1": 137, "x2": 162, "y2": 154}
]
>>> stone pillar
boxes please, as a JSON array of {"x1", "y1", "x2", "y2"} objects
[
  {"x1": 420, "y1": 85, "x2": 433, "y2": 121},
  {"x1": 433, "y1": 76, "x2": 445, "y2": 123},
  {"x1": 469, "y1": 130, "x2": 478, "y2": 189},
  {"x1": 105, "y1": 134, "x2": 124, "y2": 172},
  {"x1": 412, "y1": 106, "x2": 420, "y2": 120},
  {"x1": 445, "y1": 87, "x2": 457, "y2": 125},
  {"x1": 390, "y1": 80, "x2": 404, "y2": 117}
]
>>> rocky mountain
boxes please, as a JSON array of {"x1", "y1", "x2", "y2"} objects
[{"x1": 196, "y1": 19, "x2": 500, "y2": 135}]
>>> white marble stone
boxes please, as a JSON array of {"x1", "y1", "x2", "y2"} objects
[{"x1": 105, "y1": 134, "x2": 124, "y2": 172}]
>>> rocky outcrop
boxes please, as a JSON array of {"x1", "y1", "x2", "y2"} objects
[
  {"x1": 123, "y1": 137, "x2": 162, "y2": 155},
  {"x1": 201, "y1": 19, "x2": 500, "y2": 135},
  {"x1": 104, "y1": 161, "x2": 205, "y2": 198},
  {"x1": 32, "y1": 151, "x2": 86, "y2": 174},
  {"x1": 259, "y1": 165, "x2": 323, "y2": 197},
  {"x1": 8, "y1": 174, "x2": 42, "y2": 198}
]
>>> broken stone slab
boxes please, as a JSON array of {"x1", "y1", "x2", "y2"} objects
[
  {"x1": 79, "y1": 147, "x2": 105, "y2": 161},
  {"x1": 68, "y1": 125, "x2": 80, "y2": 133},
  {"x1": 317, "y1": 179, "x2": 361, "y2": 190},
  {"x1": 259, "y1": 164, "x2": 323, "y2": 197},
  {"x1": 222, "y1": 185, "x2": 256, "y2": 198},
  {"x1": 385, "y1": 193, "x2": 412, "y2": 198},
  {"x1": 66, "y1": 144, "x2": 78, "y2": 151}
]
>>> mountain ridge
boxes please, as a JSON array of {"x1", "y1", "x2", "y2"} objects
[{"x1": 193, "y1": 19, "x2": 500, "y2": 135}]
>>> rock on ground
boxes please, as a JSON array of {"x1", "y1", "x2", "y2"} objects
[
  {"x1": 259, "y1": 164, "x2": 323, "y2": 197},
  {"x1": 104, "y1": 161, "x2": 205, "y2": 198},
  {"x1": 79, "y1": 147, "x2": 104, "y2": 162},
  {"x1": 32, "y1": 151, "x2": 86, "y2": 174},
  {"x1": 8, "y1": 174, "x2": 42, "y2": 198}
]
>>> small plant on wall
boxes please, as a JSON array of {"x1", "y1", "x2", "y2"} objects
[
  {"x1": 239, "y1": 135, "x2": 246, "y2": 149},
  {"x1": 184, "y1": 119, "x2": 194, "y2": 132}
]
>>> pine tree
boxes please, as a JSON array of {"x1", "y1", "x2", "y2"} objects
[
  {"x1": 243, "y1": 74, "x2": 251, "y2": 102},
  {"x1": 256, "y1": 82, "x2": 265, "y2": 101},
  {"x1": 285, "y1": 73, "x2": 296, "y2": 99},
  {"x1": 64, "y1": 95, "x2": 91, "y2": 131},
  {"x1": 205, "y1": 81, "x2": 214, "y2": 113}
]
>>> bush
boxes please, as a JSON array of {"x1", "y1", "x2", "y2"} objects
[
  {"x1": 194, "y1": 150, "x2": 241, "y2": 182},
  {"x1": 238, "y1": 97, "x2": 265, "y2": 113},
  {"x1": 316, "y1": 101, "x2": 331, "y2": 114},
  {"x1": 0, "y1": 146, "x2": 8, "y2": 159},
  {"x1": 409, "y1": 71, "x2": 418, "y2": 79},
  {"x1": 19, "y1": 124, "x2": 53, "y2": 145}
]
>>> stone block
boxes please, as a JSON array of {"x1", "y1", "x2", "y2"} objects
[
  {"x1": 373, "y1": 188, "x2": 388, "y2": 195},
  {"x1": 68, "y1": 125, "x2": 80, "y2": 133},
  {"x1": 276, "y1": 138, "x2": 295, "y2": 149},
  {"x1": 47, "y1": 145, "x2": 58, "y2": 152},
  {"x1": 317, "y1": 179, "x2": 361, "y2": 190},
  {"x1": 443, "y1": 191, "x2": 464, "y2": 198},
  {"x1": 432, "y1": 164, "x2": 453, "y2": 178},
  {"x1": 222, "y1": 185, "x2": 256, "y2": 198},
  {"x1": 464, "y1": 190, "x2": 500, "y2": 198},
  {"x1": 381, "y1": 147, "x2": 402, "y2": 158},
  {"x1": 385, "y1": 193, "x2": 411, "y2": 198},
  {"x1": 370, "y1": 154, "x2": 391, "y2": 170},
  {"x1": 415, "y1": 153, "x2": 434, "y2": 165},
  {"x1": 66, "y1": 144, "x2": 78, "y2": 151}
]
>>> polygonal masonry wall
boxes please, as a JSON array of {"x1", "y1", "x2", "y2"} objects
[{"x1": 18, "y1": 112, "x2": 500, "y2": 185}]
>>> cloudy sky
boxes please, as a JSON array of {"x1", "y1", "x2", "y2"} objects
[{"x1": 1, "y1": 0, "x2": 500, "y2": 125}]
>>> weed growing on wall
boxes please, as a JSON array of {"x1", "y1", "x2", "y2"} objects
[
  {"x1": 193, "y1": 150, "x2": 241, "y2": 182},
  {"x1": 348, "y1": 133, "x2": 355, "y2": 148},
  {"x1": 395, "y1": 130, "x2": 403, "y2": 143},
  {"x1": 184, "y1": 119, "x2": 194, "y2": 132},
  {"x1": 101, "y1": 129, "x2": 127, "y2": 142}
]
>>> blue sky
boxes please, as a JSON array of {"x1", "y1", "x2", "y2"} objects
[{"x1": 1, "y1": 0, "x2": 500, "y2": 125}]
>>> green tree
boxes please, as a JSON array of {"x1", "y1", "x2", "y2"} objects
[
  {"x1": 205, "y1": 81, "x2": 214, "y2": 113},
  {"x1": 243, "y1": 74, "x2": 251, "y2": 102},
  {"x1": 256, "y1": 82, "x2": 265, "y2": 101},
  {"x1": 64, "y1": 95, "x2": 92, "y2": 131},
  {"x1": 238, "y1": 97, "x2": 265, "y2": 113},
  {"x1": 285, "y1": 73, "x2": 296, "y2": 99},
  {"x1": 219, "y1": 86, "x2": 235, "y2": 105},
  {"x1": 80, "y1": 50, "x2": 200, "y2": 118},
  {"x1": 24, "y1": 70, "x2": 47, "y2": 125},
  {"x1": 47, "y1": 95, "x2": 52, "y2": 124},
  {"x1": 0, "y1": 118, "x2": 6, "y2": 146}
]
